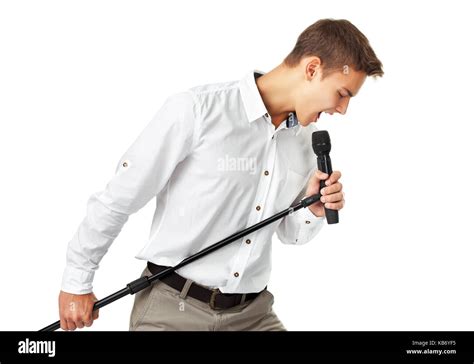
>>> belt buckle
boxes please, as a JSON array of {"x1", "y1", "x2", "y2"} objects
[{"x1": 209, "y1": 288, "x2": 220, "y2": 310}]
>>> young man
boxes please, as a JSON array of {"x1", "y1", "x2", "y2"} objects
[{"x1": 58, "y1": 18, "x2": 383, "y2": 331}]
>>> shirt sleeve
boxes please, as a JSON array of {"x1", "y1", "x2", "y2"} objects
[
  {"x1": 61, "y1": 91, "x2": 199, "y2": 294},
  {"x1": 275, "y1": 169, "x2": 325, "y2": 246}
]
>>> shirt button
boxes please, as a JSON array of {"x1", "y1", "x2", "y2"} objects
[
  {"x1": 234, "y1": 272, "x2": 240, "y2": 278},
  {"x1": 245, "y1": 239, "x2": 251, "y2": 244},
  {"x1": 305, "y1": 220, "x2": 311, "y2": 224},
  {"x1": 265, "y1": 113, "x2": 269, "y2": 117},
  {"x1": 256, "y1": 205, "x2": 261, "y2": 211},
  {"x1": 122, "y1": 162, "x2": 128, "y2": 168},
  {"x1": 264, "y1": 170, "x2": 269, "y2": 176}
]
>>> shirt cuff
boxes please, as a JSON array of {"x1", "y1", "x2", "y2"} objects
[
  {"x1": 291, "y1": 205, "x2": 325, "y2": 245},
  {"x1": 61, "y1": 266, "x2": 95, "y2": 295},
  {"x1": 299, "y1": 205, "x2": 325, "y2": 225}
]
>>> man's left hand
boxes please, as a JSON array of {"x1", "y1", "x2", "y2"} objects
[{"x1": 304, "y1": 170, "x2": 345, "y2": 218}]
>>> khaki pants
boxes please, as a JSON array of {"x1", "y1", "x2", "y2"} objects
[{"x1": 129, "y1": 267, "x2": 286, "y2": 331}]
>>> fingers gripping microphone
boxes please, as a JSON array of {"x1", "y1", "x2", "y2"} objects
[{"x1": 312, "y1": 131, "x2": 339, "y2": 224}]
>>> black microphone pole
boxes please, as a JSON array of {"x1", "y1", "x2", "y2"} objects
[
  {"x1": 40, "y1": 130, "x2": 338, "y2": 331},
  {"x1": 39, "y1": 192, "x2": 322, "y2": 331}
]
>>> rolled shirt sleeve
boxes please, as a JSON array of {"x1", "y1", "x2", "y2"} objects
[{"x1": 61, "y1": 91, "x2": 199, "y2": 294}]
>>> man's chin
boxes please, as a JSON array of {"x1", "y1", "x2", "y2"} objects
[
  {"x1": 300, "y1": 119, "x2": 315, "y2": 127},
  {"x1": 307, "y1": 113, "x2": 321, "y2": 125},
  {"x1": 307, "y1": 112, "x2": 322, "y2": 125},
  {"x1": 296, "y1": 112, "x2": 320, "y2": 126}
]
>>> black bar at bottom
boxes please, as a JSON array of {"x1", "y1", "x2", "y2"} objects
[{"x1": 1, "y1": 331, "x2": 473, "y2": 360}]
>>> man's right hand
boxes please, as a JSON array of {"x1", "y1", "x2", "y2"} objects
[{"x1": 58, "y1": 290, "x2": 99, "y2": 331}]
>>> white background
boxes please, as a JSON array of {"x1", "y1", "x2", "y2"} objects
[{"x1": 1, "y1": 0, "x2": 473, "y2": 331}]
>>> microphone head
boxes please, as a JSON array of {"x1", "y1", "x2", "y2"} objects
[{"x1": 312, "y1": 130, "x2": 331, "y2": 156}]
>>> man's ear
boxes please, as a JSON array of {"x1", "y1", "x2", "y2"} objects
[{"x1": 305, "y1": 56, "x2": 322, "y2": 80}]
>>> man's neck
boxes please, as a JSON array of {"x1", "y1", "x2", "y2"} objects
[{"x1": 255, "y1": 64, "x2": 298, "y2": 129}]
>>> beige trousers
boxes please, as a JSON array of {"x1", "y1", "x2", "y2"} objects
[{"x1": 129, "y1": 266, "x2": 286, "y2": 331}]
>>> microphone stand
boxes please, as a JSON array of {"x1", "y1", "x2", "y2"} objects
[{"x1": 39, "y1": 193, "x2": 322, "y2": 331}]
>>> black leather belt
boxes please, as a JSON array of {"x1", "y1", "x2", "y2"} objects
[{"x1": 147, "y1": 262, "x2": 265, "y2": 310}]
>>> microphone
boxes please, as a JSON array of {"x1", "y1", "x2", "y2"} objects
[{"x1": 312, "y1": 131, "x2": 339, "y2": 224}]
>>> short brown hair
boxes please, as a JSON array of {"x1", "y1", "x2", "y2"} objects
[{"x1": 284, "y1": 19, "x2": 384, "y2": 78}]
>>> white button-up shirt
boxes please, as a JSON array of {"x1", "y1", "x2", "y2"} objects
[{"x1": 61, "y1": 70, "x2": 326, "y2": 295}]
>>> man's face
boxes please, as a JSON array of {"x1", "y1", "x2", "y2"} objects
[{"x1": 294, "y1": 61, "x2": 367, "y2": 126}]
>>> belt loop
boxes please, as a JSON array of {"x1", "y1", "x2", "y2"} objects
[
  {"x1": 179, "y1": 279, "x2": 193, "y2": 299},
  {"x1": 239, "y1": 294, "x2": 247, "y2": 305}
]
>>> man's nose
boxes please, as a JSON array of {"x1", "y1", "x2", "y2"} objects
[{"x1": 336, "y1": 97, "x2": 350, "y2": 115}]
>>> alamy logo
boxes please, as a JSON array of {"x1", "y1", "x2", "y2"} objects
[
  {"x1": 18, "y1": 338, "x2": 56, "y2": 357},
  {"x1": 217, "y1": 154, "x2": 257, "y2": 175}
]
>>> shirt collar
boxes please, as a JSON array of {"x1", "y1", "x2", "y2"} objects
[
  {"x1": 287, "y1": 112, "x2": 303, "y2": 136},
  {"x1": 238, "y1": 70, "x2": 301, "y2": 135},
  {"x1": 239, "y1": 70, "x2": 269, "y2": 123}
]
